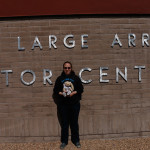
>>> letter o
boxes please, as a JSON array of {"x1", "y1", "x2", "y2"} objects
[{"x1": 21, "y1": 70, "x2": 36, "y2": 86}]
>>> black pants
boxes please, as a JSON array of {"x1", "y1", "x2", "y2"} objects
[{"x1": 57, "y1": 102, "x2": 80, "y2": 144}]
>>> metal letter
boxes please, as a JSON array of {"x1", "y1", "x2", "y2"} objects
[
  {"x1": 81, "y1": 34, "x2": 88, "y2": 48},
  {"x1": 49, "y1": 35, "x2": 57, "y2": 49},
  {"x1": 100, "y1": 67, "x2": 109, "y2": 83},
  {"x1": 43, "y1": 69, "x2": 53, "y2": 85},
  {"x1": 128, "y1": 33, "x2": 136, "y2": 47},
  {"x1": 111, "y1": 34, "x2": 122, "y2": 47},
  {"x1": 21, "y1": 70, "x2": 36, "y2": 86},
  {"x1": 134, "y1": 66, "x2": 145, "y2": 82},
  {"x1": 18, "y1": 37, "x2": 25, "y2": 51},
  {"x1": 1, "y1": 70, "x2": 13, "y2": 86},
  {"x1": 31, "y1": 36, "x2": 43, "y2": 50},
  {"x1": 79, "y1": 68, "x2": 92, "y2": 84},
  {"x1": 142, "y1": 33, "x2": 149, "y2": 47},
  {"x1": 64, "y1": 34, "x2": 75, "y2": 48},
  {"x1": 116, "y1": 67, "x2": 127, "y2": 83}
]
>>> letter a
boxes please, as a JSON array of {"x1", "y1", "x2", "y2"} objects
[{"x1": 111, "y1": 34, "x2": 122, "y2": 47}]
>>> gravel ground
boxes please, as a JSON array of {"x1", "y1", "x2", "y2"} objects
[{"x1": 0, "y1": 137, "x2": 150, "y2": 150}]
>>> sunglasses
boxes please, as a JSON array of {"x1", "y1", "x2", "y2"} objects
[{"x1": 64, "y1": 67, "x2": 71, "y2": 69}]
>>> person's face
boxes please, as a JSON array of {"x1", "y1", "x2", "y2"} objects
[{"x1": 63, "y1": 63, "x2": 72, "y2": 75}]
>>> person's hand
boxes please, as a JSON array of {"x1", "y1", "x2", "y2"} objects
[
  {"x1": 59, "y1": 92, "x2": 63, "y2": 96},
  {"x1": 69, "y1": 91, "x2": 77, "y2": 97}
]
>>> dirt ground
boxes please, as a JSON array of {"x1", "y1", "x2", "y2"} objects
[{"x1": 0, "y1": 137, "x2": 150, "y2": 150}]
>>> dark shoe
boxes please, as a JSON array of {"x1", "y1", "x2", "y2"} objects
[
  {"x1": 60, "y1": 143, "x2": 67, "y2": 149},
  {"x1": 75, "y1": 142, "x2": 81, "y2": 148}
]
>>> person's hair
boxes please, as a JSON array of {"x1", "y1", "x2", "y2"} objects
[{"x1": 63, "y1": 61, "x2": 73, "y2": 69}]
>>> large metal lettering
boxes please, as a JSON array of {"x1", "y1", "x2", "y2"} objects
[
  {"x1": 134, "y1": 66, "x2": 145, "y2": 82},
  {"x1": 0, "y1": 66, "x2": 147, "y2": 86},
  {"x1": 81, "y1": 34, "x2": 88, "y2": 48},
  {"x1": 1, "y1": 70, "x2": 13, "y2": 86},
  {"x1": 100, "y1": 67, "x2": 109, "y2": 83},
  {"x1": 43, "y1": 69, "x2": 53, "y2": 85},
  {"x1": 49, "y1": 35, "x2": 57, "y2": 49},
  {"x1": 21, "y1": 70, "x2": 36, "y2": 86},
  {"x1": 79, "y1": 68, "x2": 92, "y2": 84},
  {"x1": 111, "y1": 34, "x2": 122, "y2": 47},
  {"x1": 128, "y1": 33, "x2": 136, "y2": 47},
  {"x1": 116, "y1": 67, "x2": 127, "y2": 83},
  {"x1": 64, "y1": 34, "x2": 75, "y2": 48},
  {"x1": 31, "y1": 36, "x2": 43, "y2": 50},
  {"x1": 142, "y1": 33, "x2": 149, "y2": 47},
  {"x1": 18, "y1": 37, "x2": 25, "y2": 51}
]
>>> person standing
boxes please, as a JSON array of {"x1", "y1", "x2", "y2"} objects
[{"x1": 53, "y1": 61, "x2": 84, "y2": 149}]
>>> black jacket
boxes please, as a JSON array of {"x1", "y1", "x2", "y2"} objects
[{"x1": 53, "y1": 71, "x2": 84, "y2": 105}]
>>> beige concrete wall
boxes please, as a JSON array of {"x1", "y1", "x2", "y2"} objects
[{"x1": 0, "y1": 16, "x2": 150, "y2": 142}]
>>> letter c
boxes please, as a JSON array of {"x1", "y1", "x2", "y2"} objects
[{"x1": 79, "y1": 68, "x2": 92, "y2": 84}]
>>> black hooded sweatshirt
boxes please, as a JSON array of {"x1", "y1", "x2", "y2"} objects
[{"x1": 53, "y1": 71, "x2": 84, "y2": 105}]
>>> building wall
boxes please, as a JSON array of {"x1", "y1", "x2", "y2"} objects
[{"x1": 0, "y1": 16, "x2": 150, "y2": 142}]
